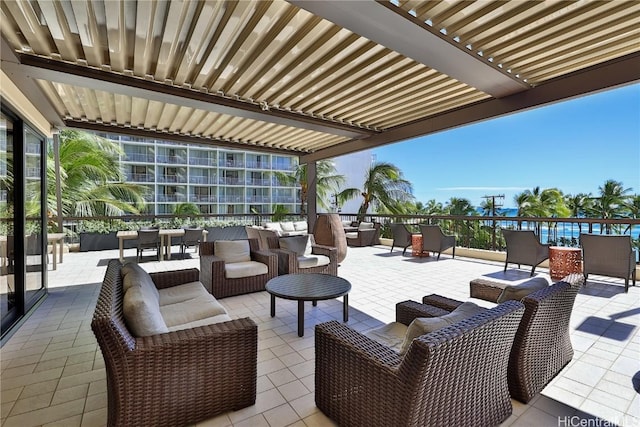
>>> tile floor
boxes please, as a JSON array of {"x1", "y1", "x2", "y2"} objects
[{"x1": 1, "y1": 245, "x2": 639, "y2": 427}]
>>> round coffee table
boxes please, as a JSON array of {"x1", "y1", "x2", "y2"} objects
[{"x1": 266, "y1": 273, "x2": 351, "y2": 337}]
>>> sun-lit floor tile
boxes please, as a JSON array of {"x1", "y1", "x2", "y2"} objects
[{"x1": 1, "y1": 245, "x2": 638, "y2": 426}]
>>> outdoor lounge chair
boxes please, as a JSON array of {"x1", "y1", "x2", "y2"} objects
[
  {"x1": 419, "y1": 224, "x2": 456, "y2": 260},
  {"x1": 199, "y1": 238, "x2": 277, "y2": 298},
  {"x1": 267, "y1": 234, "x2": 338, "y2": 276},
  {"x1": 345, "y1": 221, "x2": 381, "y2": 247},
  {"x1": 136, "y1": 229, "x2": 161, "y2": 262},
  {"x1": 389, "y1": 223, "x2": 413, "y2": 255},
  {"x1": 502, "y1": 229, "x2": 550, "y2": 276},
  {"x1": 180, "y1": 227, "x2": 203, "y2": 255},
  {"x1": 400, "y1": 274, "x2": 583, "y2": 403},
  {"x1": 580, "y1": 233, "x2": 637, "y2": 292},
  {"x1": 315, "y1": 301, "x2": 524, "y2": 426}
]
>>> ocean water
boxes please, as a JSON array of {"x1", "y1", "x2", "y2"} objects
[{"x1": 476, "y1": 208, "x2": 640, "y2": 244}]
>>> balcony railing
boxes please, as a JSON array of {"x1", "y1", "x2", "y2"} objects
[
  {"x1": 157, "y1": 175, "x2": 187, "y2": 183},
  {"x1": 246, "y1": 178, "x2": 271, "y2": 186},
  {"x1": 347, "y1": 214, "x2": 640, "y2": 251},
  {"x1": 156, "y1": 155, "x2": 185, "y2": 164},
  {"x1": 126, "y1": 173, "x2": 154, "y2": 182},
  {"x1": 219, "y1": 177, "x2": 243, "y2": 185},
  {"x1": 218, "y1": 195, "x2": 244, "y2": 203},
  {"x1": 219, "y1": 160, "x2": 245, "y2": 168},
  {"x1": 189, "y1": 157, "x2": 216, "y2": 166},
  {"x1": 246, "y1": 161, "x2": 271, "y2": 169},
  {"x1": 246, "y1": 196, "x2": 270, "y2": 203},
  {"x1": 157, "y1": 194, "x2": 186, "y2": 202},
  {"x1": 189, "y1": 176, "x2": 210, "y2": 184},
  {"x1": 190, "y1": 195, "x2": 217, "y2": 203},
  {"x1": 124, "y1": 153, "x2": 155, "y2": 163}
]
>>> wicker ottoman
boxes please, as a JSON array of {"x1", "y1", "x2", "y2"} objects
[{"x1": 469, "y1": 278, "x2": 510, "y2": 303}]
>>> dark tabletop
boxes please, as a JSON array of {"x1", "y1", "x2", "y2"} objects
[{"x1": 266, "y1": 273, "x2": 351, "y2": 301}]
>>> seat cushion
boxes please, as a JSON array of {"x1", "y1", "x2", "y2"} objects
[
  {"x1": 264, "y1": 222, "x2": 283, "y2": 233},
  {"x1": 158, "y1": 281, "x2": 209, "y2": 306},
  {"x1": 293, "y1": 221, "x2": 308, "y2": 231},
  {"x1": 496, "y1": 277, "x2": 550, "y2": 303},
  {"x1": 345, "y1": 232, "x2": 358, "y2": 239},
  {"x1": 280, "y1": 221, "x2": 295, "y2": 232},
  {"x1": 160, "y1": 293, "x2": 228, "y2": 328},
  {"x1": 215, "y1": 240, "x2": 251, "y2": 263},
  {"x1": 297, "y1": 255, "x2": 330, "y2": 269},
  {"x1": 358, "y1": 222, "x2": 374, "y2": 230},
  {"x1": 280, "y1": 235, "x2": 309, "y2": 256},
  {"x1": 123, "y1": 285, "x2": 169, "y2": 337},
  {"x1": 364, "y1": 322, "x2": 408, "y2": 353},
  {"x1": 225, "y1": 260, "x2": 268, "y2": 278},
  {"x1": 121, "y1": 262, "x2": 159, "y2": 302},
  {"x1": 167, "y1": 314, "x2": 233, "y2": 332},
  {"x1": 400, "y1": 302, "x2": 486, "y2": 354}
]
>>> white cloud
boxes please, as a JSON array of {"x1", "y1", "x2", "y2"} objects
[{"x1": 436, "y1": 186, "x2": 528, "y2": 191}]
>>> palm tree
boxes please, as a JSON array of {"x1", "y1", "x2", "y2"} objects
[
  {"x1": 588, "y1": 179, "x2": 632, "y2": 233},
  {"x1": 273, "y1": 160, "x2": 354, "y2": 216},
  {"x1": 565, "y1": 193, "x2": 592, "y2": 233},
  {"x1": 47, "y1": 130, "x2": 147, "y2": 218},
  {"x1": 353, "y1": 162, "x2": 413, "y2": 221},
  {"x1": 445, "y1": 197, "x2": 476, "y2": 216}
]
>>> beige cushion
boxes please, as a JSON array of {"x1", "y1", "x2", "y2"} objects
[
  {"x1": 297, "y1": 255, "x2": 330, "y2": 269},
  {"x1": 123, "y1": 286, "x2": 169, "y2": 337},
  {"x1": 496, "y1": 277, "x2": 550, "y2": 303},
  {"x1": 280, "y1": 235, "x2": 309, "y2": 256},
  {"x1": 364, "y1": 322, "x2": 408, "y2": 353},
  {"x1": 168, "y1": 314, "x2": 233, "y2": 332},
  {"x1": 293, "y1": 221, "x2": 307, "y2": 231},
  {"x1": 400, "y1": 302, "x2": 485, "y2": 354},
  {"x1": 341, "y1": 220, "x2": 352, "y2": 227},
  {"x1": 264, "y1": 222, "x2": 283, "y2": 234},
  {"x1": 225, "y1": 261, "x2": 268, "y2": 278},
  {"x1": 345, "y1": 232, "x2": 358, "y2": 239},
  {"x1": 215, "y1": 240, "x2": 251, "y2": 264},
  {"x1": 158, "y1": 281, "x2": 209, "y2": 306},
  {"x1": 280, "y1": 221, "x2": 295, "y2": 232},
  {"x1": 358, "y1": 222, "x2": 374, "y2": 230},
  {"x1": 121, "y1": 262, "x2": 159, "y2": 302},
  {"x1": 160, "y1": 293, "x2": 227, "y2": 327}
]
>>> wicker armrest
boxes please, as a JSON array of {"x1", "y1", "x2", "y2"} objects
[
  {"x1": 395, "y1": 300, "x2": 450, "y2": 325},
  {"x1": 311, "y1": 244, "x2": 337, "y2": 261},
  {"x1": 269, "y1": 247, "x2": 298, "y2": 275},
  {"x1": 199, "y1": 254, "x2": 226, "y2": 294},
  {"x1": 421, "y1": 294, "x2": 464, "y2": 312},
  {"x1": 149, "y1": 268, "x2": 200, "y2": 290},
  {"x1": 315, "y1": 321, "x2": 402, "y2": 368},
  {"x1": 251, "y1": 249, "x2": 277, "y2": 271}
]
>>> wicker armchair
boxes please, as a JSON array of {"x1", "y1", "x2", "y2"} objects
[
  {"x1": 315, "y1": 301, "x2": 524, "y2": 427},
  {"x1": 389, "y1": 223, "x2": 413, "y2": 255},
  {"x1": 407, "y1": 276, "x2": 583, "y2": 403},
  {"x1": 91, "y1": 260, "x2": 257, "y2": 427},
  {"x1": 580, "y1": 233, "x2": 636, "y2": 292},
  {"x1": 419, "y1": 224, "x2": 456, "y2": 260},
  {"x1": 502, "y1": 229, "x2": 550, "y2": 276},
  {"x1": 267, "y1": 235, "x2": 338, "y2": 276},
  {"x1": 199, "y1": 238, "x2": 277, "y2": 298},
  {"x1": 345, "y1": 222, "x2": 381, "y2": 247}
]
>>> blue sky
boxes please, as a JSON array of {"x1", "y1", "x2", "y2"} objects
[{"x1": 372, "y1": 83, "x2": 640, "y2": 209}]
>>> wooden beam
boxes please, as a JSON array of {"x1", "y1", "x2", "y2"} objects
[
  {"x1": 63, "y1": 119, "x2": 304, "y2": 156},
  {"x1": 15, "y1": 53, "x2": 373, "y2": 140},
  {"x1": 302, "y1": 52, "x2": 640, "y2": 163},
  {"x1": 291, "y1": 0, "x2": 528, "y2": 97}
]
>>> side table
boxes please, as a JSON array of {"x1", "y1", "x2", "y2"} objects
[
  {"x1": 549, "y1": 247, "x2": 582, "y2": 281},
  {"x1": 411, "y1": 234, "x2": 429, "y2": 257}
]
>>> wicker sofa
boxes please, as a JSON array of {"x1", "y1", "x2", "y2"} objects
[
  {"x1": 399, "y1": 275, "x2": 583, "y2": 403},
  {"x1": 315, "y1": 301, "x2": 525, "y2": 426},
  {"x1": 91, "y1": 260, "x2": 257, "y2": 427}
]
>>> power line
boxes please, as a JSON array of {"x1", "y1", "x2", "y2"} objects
[{"x1": 481, "y1": 194, "x2": 504, "y2": 216}]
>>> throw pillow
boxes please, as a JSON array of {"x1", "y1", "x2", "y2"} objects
[
  {"x1": 279, "y1": 235, "x2": 309, "y2": 256},
  {"x1": 358, "y1": 222, "x2": 374, "y2": 230},
  {"x1": 293, "y1": 221, "x2": 307, "y2": 231},
  {"x1": 264, "y1": 222, "x2": 283, "y2": 234},
  {"x1": 399, "y1": 302, "x2": 485, "y2": 354},
  {"x1": 214, "y1": 240, "x2": 251, "y2": 264},
  {"x1": 121, "y1": 262, "x2": 159, "y2": 302},
  {"x1": 123, "y1": 286, "x2": 169, "y2": 337},
  {"x1": 496, "y1": 277, "x2": 550, "y2": 303},
  {"x1": 280, "y1": 221, "x2": 295, "y2": 232}
]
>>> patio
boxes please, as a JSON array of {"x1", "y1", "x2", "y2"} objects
[{"x1": 1, "y1": 244, "x2": 638, "y2": 427}]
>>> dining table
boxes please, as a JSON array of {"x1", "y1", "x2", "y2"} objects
[{"x1": 116, "y1": 229, "x2": 208, "y2": 262}]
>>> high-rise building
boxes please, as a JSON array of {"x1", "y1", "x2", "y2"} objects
[{"x1": 94, "y1": 132, "x2": 300, "y2": 216}]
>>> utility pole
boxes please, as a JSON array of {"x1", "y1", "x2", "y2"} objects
[{"x1": 482, "y1": 194, "x2": 504, "y2": 250}]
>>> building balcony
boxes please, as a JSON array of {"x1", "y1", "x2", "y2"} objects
[
  {"x1": 156, "y1": 194, "x2": 186, "y2": 202},
  {"x1": 157, "y1": 175, "x2": 187, "y2": 183},
  {"x1": 218, "y1": 195, "x2": 243, "y2": 203},
  {"x1": 188, "y1": 157, "x2": 216, "y2": 166},
  {"x1": 123, "y1": 153, "x2": 155, "y2": 163},
  {"x1": 245, "y1": 161, "x2": 271, "y2": 169},
  {"x1": 219, "y1": 160, "x2": 244, "y2": 168},
  {"x1": 189, "y1": 176, "x2": 210, "y2": 184},
  {"x1": 190, "y1": 195, "x2": 216, "y2": 203},
  {"x1": 246, "y1": 178, "x2": 271, "y2": 186},
  {"x1": 156, "y1": 155, "x2": 185, "y2": 164},
  {"x1": 219, "y1": 177, "x2": 243, "y2": 185},
  {"x1": 126, "y1": 173, "x2": 154, "y2": 182}
]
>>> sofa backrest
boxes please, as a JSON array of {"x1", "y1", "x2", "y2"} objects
[{"x1": 91, "y1": 260, "x2": 137, "y2": 355}]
